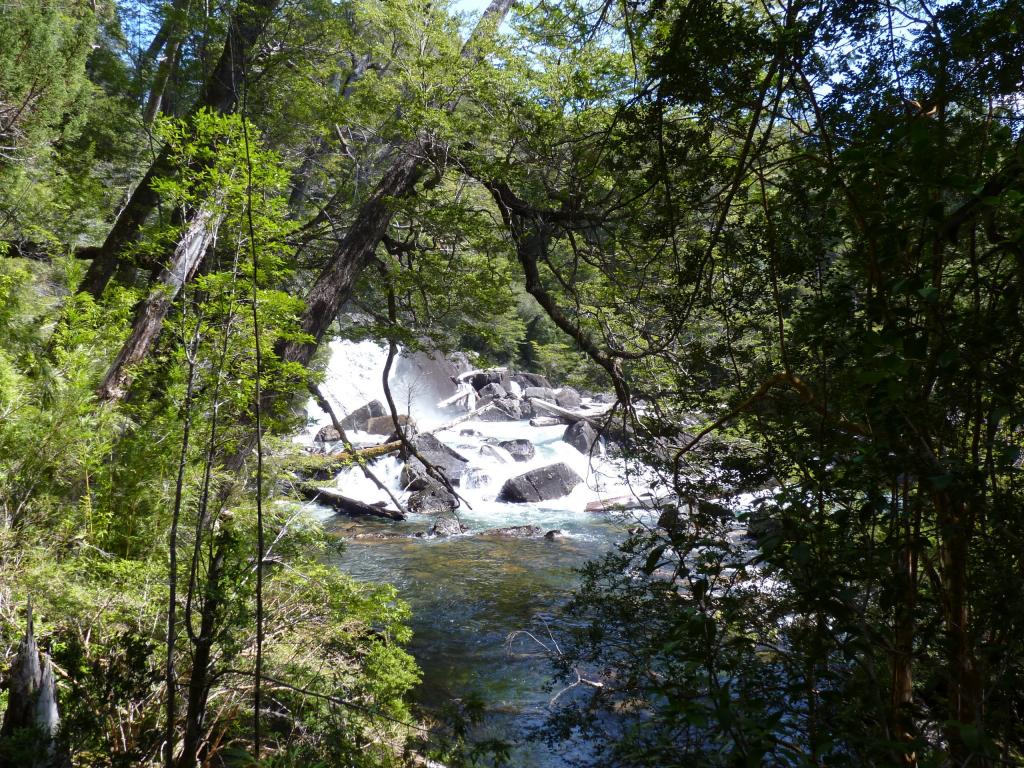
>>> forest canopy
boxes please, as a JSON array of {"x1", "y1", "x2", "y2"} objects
[{"x1": 1, "y1": 0, "x2": 1023, "y2": 765}]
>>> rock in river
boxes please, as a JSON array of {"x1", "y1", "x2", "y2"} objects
[
  {"x1": 340, "y1": 400, "x2": 386, "y2": 431},
  {"x1": 478, "y1": 524, "x2": 543, "y2": 538},
  {"x1": 408, "y1": 487, "x2": 457, "y2": 515},
  {"x1": 313, "y1": 425, "x2": 341, "y2": 443},
  {"x1": 496, "y1": 463, "x2": 583, "y2": 503},
  {"x1": 429, "y1": 515, "x2": 468, "y2": 537},
  {"x1": 499, "y1": 438, "x2": 535, "y2": 462},
  {"x1": 563, "y1": 421, "x2": 599, "y2": 455}
]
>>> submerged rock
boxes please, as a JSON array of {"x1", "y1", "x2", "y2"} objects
[
  {"x1": 496, "y1": 462, "x2": 583, "y2": 503},
  {"x1": 477, "y1": 524, "x2": 543, "y2": 538},
  {"x1": 429, "y1": 516, "x2": 468, "y2": 537},
  {"x1": 499, "y1": 438, "x2": 535, "y2": 462},
  {"x1": 563, "y1": 421, "x2": 600, "y2": 455},
  {"x1": 462, "y1": 467, "x2": 492, "y2": 489},
  {"x1": 544, "y1": 529, "x2": 565, "y2": 540}
]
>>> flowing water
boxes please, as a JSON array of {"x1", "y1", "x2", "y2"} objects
[{"x1": 297, "y1": 341, "x2": 661, "y2": 766}]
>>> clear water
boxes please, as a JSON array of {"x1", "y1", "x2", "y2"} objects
[{"x1": 300, "y1": 343, "x2": 662, "y2": 766}]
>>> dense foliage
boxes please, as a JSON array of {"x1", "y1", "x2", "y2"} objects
[{"x1": 1, "y1": 0, "x2": 1022, "y2": 765}]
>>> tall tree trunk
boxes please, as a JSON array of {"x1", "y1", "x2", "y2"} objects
[
  {"x1": 936, "y1": 492, "x2": 980, "y2": 764},
  {"x1": 891, "y1": 479, "x2": 918, "y2": 766},
  {"x1": 79, "y1": 0, "x2": 280, "y2": 297},
  {"x1": 178, "y1": 526, "x2": 230, "y2": 768},
  {"x1": 97, "y1": 205, "x2": 223, "y2": 401}
]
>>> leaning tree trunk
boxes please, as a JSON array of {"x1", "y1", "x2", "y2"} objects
[
  {"x1": 78, "y1": 0, "x2": 281, "y2": 297},
  {"x1": 277, "y1": 0, "x2": 516, "y2": 368},
  {"x1": 97, "y1": 204, "x2": 223, "y2": 401}
]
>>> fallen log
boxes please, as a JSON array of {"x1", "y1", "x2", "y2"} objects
[
  {"x1": 298, "y1": 484, "x2": 404, "y2": 520},
  {"x1": 585, "y1": 495, "x2": 643, "y2": 513},
  {"x1": 529, "y1": 397, "x2": 612, "y2": 428}
]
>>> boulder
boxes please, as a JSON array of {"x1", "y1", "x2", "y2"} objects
[
  {"x1": 555, "y1": 386, "x2": 582, "y2": 409},
  {"x1": 314, "y1": 425, "x2": 341, "y2": 443},
  {"x1": 591, "y1": 392, "x2": 616, "y2": 404},
  {"x1": 563, "y1": 421, "x2": 600, "y2": 455},
  {"x1": 479, "y1": 444, "x2": 514, "y2": 463},
  {"x1": 407, "y1": 487, "x2": 457, "y2": 515},
  {"x1": 430, "y1": 516, "x2": 468, "y2": 537},
  {"x1": 497, "y1": 463, "x2": 583, "y2": 503},
  {"x1": 386, "y1": 422, "x2": 418, "y2": 443},
  {"x1": 477, "y1": 382, "x2": 508, "y2": 401},
  {"x1": 340, "y1": 400, "x2": 386, "y2": 431},
  {"x1": 523, "y1": 386, "x2": 557, "y2": 402},
  {"x1": 512, "y1": 372, "x2": 552, "y2": 389},
  {"x1": 469, "y1": 371, "x2": 511, "y2": 392},
  {"x1": 400, "y1": 447, "x2": 467, "y2": 489},
  {"x1": 460, "y1": 428, "x2": 482, "y2": 437},
  {"x1": 477, "y1": 524, "x2": 543, "y2": 538},
  {"x1": 544, "y1": 529, "x2": 565, "y2": 540},
  {"x1": 476, "y1": 399, "x2": 522, "y2": 421},
  {"x1": 499, "y1": 439, "x2": 535, "y2": 462},
  {"x1": 366, "y1": 414, "x2": 415, "y2": 435},
  {"x1": 392, "y1": 349, "x2": 472, "y2": 407}
]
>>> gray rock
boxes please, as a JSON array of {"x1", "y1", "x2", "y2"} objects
[
  {"x1": 340, "y1": 400, "x2": 386, "y2": 431},
  {"x1": 477, "y1": 399, "x2": 522, "y2": 421},
  {"x1": 512, "y1": 373, "x2": 553, "y2": 389},
  {"x1": 314, "y1": 425, "x2": 341, "y2": 443},
  {"x1": 469, "y1": 371, "x2": 511, "y2": 392},
  {"x1": 555, "y1": 386, "x2": 582, "y2": 409},
  {"x1": 407, "y1": 487, "x2": 457, "y2": 515},
  {"x1": 523, "y1": 386, "x2": 557, "y2": 402},
  {"x1": 400, "y1": 447, "x2": 467, "y2": 489},
  {"x1": 544, "y1": 529, "x2": 565, "y2": 540},
  {"x1": 429, "y1": 515, "x2": 467, "y2": 537},
  {"x1": 478, "y1": 524, "x2": 543, "y2": 538},
  {"x1": 393, "y1": 348, "x2": 472, "y2": 407},
  {"x1": 563, "y1": 421, "x2": 599, "y2": 455},
  {"x1": 477, "y1": 382, "x2": 508, "y2": 401},
  {"x1": 497, "y1": 463, "x2": 583, "y2": 503},
  {"x1": 499, "y1": 439, "x2": 535, "y2": 462},
  {"x1": 365, "y1": 413, "x2": 415, "y2": 435}
]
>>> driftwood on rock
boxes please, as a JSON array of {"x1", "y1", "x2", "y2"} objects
[{"x1": 298, "y1": 484, "x2": 404, "y2": 520}]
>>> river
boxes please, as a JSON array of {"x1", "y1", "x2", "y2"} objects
[{"x1": 298, "y1": 341, "x2": 660, "y2": 766}]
